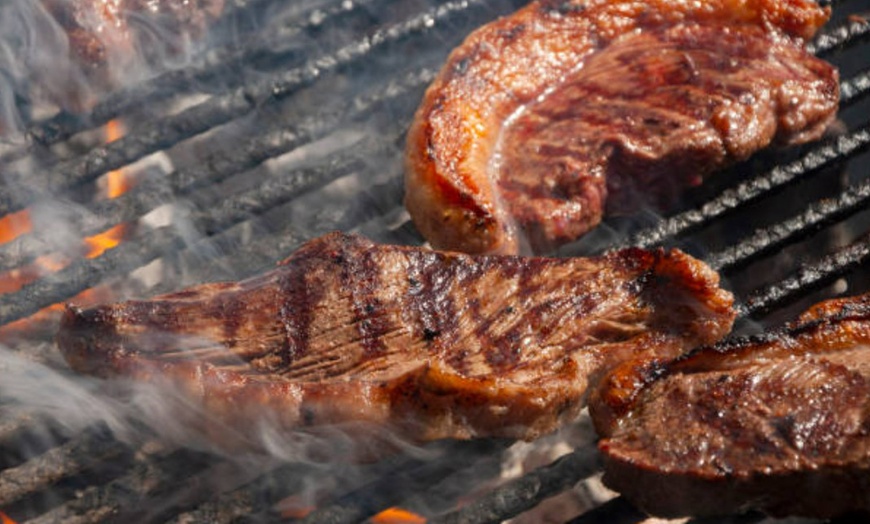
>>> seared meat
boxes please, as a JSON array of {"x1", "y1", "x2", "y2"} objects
[
  {"x1": 0, "y1": 0, "x2": 223, "y2": 133},
  {"x1": 56, "y1": 232, "x2": 734, "y2": 447},
  {"x1": 42, "y1": 0, "x2": 224, "y2": 76},
  {"x1": 591, "y1": 292, "x2": 870, "y2": 519},
  {"x1": 405, "y1": 0, "x2": 838, "y2": 255}
]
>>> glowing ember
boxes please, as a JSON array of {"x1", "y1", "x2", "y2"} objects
[
  {"x1": 280, "y1": 506, "x2": 315, "y2": 519},
  {"x1": 0, "y1": 510, "x2": 17, "y2": 524},
  {"x1": 84, "y1": 223, "x2": 128, "y2": 259},
  {"x1": 0, "y1": 118, "x2": 133, "y2": 335},
  {"x1": 34, "y1": 254, "x2": 67, "y2": 273},
  {"x1": 104, "y1": 119, "x2": 131, "y2": 198},
  {"x1": 84, "y1": 119, "x2": 132, "y2": 259},
  {"x1": 0, "y1": 282, "x2": 118, "y2": 342},
  {"x1": 0, "y1": 254, "x2": 69, "y2": 294},
  {"x1": 370, "y1": 507, "x2": 426, "y2": 524},
  {"x1": 0, "y1": 209, "x2": 33, "y2": 245}
]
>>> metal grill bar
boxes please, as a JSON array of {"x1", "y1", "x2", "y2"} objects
[
  {"x1": 198, "y1": 173, "x2": 410, "y2": 280},
  {"x1": 0, "y1": 0, "x2": 508, "y2": 218},
  {"x1": 840, "y1": 67, "x2": 870, "y2": 104},
  {"x1": 165, "y1": 463, "x2": 318, "y2": 524},
  {"x1": 0, "y1": 68, "x2": 431, "y2": 272},
  {"x1": 108, "y1": 456, "x2": 289, "y2": 524},
  {"x1": 0, "y1": 92, "x2": 250, "y2": 215},
  {"x1": 630, "y1": 126, "x2": 870, "y2": 249},
  {"x1": 0, "y1": 425, "x2": 128, "y2": 509},
  {"x1": 14, "y1": 0, "x2": 378, "y2": 150},
  {"x1": 0, "y1": 225, "x2": 186, "y2": 325},
  {"x1": 0, "y1": 411, "x2": 48, "y2": 449},
  {"x1": 809, "y1": 17, "x2": 870, "y2": 55},
  {"x1": 23, "y1": 444, "x2": 209, "y2": 524},
  {"x1": 738, "y1": 235, "x2": 870, "y2": 318},
  {"x1": 428, "y1": 445, "x2": 603, "y2": 524},
  {"x1": 187, "y1": 141, "x2": 382, "y2": 236},
  {"x1": 0, "y1": 0, "x2": 344, "y2": 162},
  {"x1": 0, "y1": 120, "x2": 409, "y2": 325},
  {"x1": 706, "y1": 177, "x2": 870, "y2": 272},
  {"x1": 298, "y1": 440, "x2": 508, "y2": 524}
]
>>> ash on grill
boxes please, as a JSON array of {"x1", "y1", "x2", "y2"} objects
[{"x1": 0, "y1": 0, "x2": 869, "y2": 523}]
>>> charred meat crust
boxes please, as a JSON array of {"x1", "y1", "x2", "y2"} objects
[
  {"x1": 57, "y1": 232, "x2": 734, "y2": 448},
  {"x1": 404, "y1": 0, "x2": 836, "y2": 255},
  {"x1": 590, "y1": 291, "x2": 870, "y2": 519}
]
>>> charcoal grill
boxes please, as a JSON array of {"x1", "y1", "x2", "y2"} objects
[{"x1": 1, "y1": 0, "x2": 869, "y2": 522}]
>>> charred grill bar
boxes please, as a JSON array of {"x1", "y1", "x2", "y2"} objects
[
  {"x1": 1, "y1": 0, "x2": 869, "y2": 522},
  {"x1": 0, "y1": 0, "x2": 517, "y2": 217}
]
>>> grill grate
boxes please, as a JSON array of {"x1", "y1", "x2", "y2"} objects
[
  {"x1": 0, "y1": 0, "x2": 518, "y2": 217},
  {"x1": 628, "y1": 126, "x2": 870, "y2": 250},
  {"x1": 11, "y1": 0, "x2": 385, "y2": 151},
  {"x1": 1, "y1": 0, "x2": 869, "y2": 523}
]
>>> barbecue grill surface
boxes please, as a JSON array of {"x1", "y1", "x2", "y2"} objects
[{"x1": 1, "y1": 0, "x2": 870, "y2": 522}]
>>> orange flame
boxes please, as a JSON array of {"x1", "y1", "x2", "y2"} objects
[
  {"x1": 84, "y1": 120, "x2": 131, "y2": 258},
  {"x1": 275, "y1": 492, "x2": 424, "y2": 524},
  {"x1": 0, "y1": 119, "x2": 132, "y2": 337},
  {"x1": 0, "y1": 510, "x2": 17, "y2": 524},
  {"x1": 0, "y1": 254, "x2": 68, "y2": 294},
  {"x1": 104, "y1": 120, "x2": 130, "y2": 198},
  {"x1": 0, "y1": 209, "x2": 33, "y2": 245},
  {"x1": 280, "y1": 506, "x2": 315, "y2": 520},
  {"x1": 0, "y1": 282, "x2": 118, "y2": 342},
  {"x1": 370, "y1": 507, "x2": 426, "y2": 524},
  {"x1": 84, "y1": 223, "x2": 128, "y2": 259}
]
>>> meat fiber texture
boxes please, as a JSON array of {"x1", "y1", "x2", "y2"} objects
[
  {"x1": 590, "y1": 292, "x2": 870, "y2": 519},
  {"x1": 56, "y1": 232, "x2": 734, "y2": 452},
  {"x1": 405, "y1": 0, "x2": 839, "y2": 255}
]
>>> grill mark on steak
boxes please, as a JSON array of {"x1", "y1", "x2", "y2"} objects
[
  {"x1": 342, "y1": 246, "x2": 389, "y2": 359},
  {"x1": 471, "y1": 259, "x2": 525, "y2": 370},
  {"x1": 590, "y1": 291, "x2": 870, "y2": 519},
  {"x1": 404, "y1": 0, "x2": 838, "y2": 255},
  {"x1": 406, "y1": 249, "x2": 460, "y2": 362},
  {"x1": 277, "y1": 265, "x2": 319, "y2": 371},
  {"x1": 502, "y1": 21, "x2": 837, "y2": 244},
  {"x1": 56, "y1": 232, "x2": 735, "y2": 446}
]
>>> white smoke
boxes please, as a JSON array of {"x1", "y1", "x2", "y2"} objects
[{"x1": 0, "y1": 0, "x2": 221, "y2": 138}]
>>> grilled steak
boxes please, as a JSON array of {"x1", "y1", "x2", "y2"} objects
[
  {"x1": 591, "y1": 292, "x2": 870, "y2": 519},
  {"x1": 0, "y1": 0, "x2": 224, "y2": 134},
  {"x1": 42, "y1": 0, "x2": 224, "y2": 81},
  {"x1": 56, "y1": 232, "x2": 734, "y2": 448},
  {"x1": 405, "y1": 0, "x2": 838, "y2": 255}
]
